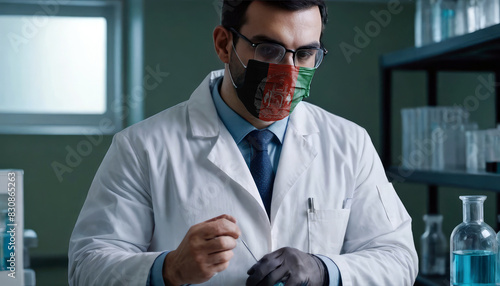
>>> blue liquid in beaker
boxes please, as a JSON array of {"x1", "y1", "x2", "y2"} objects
[{"x1": 452, "y1": 250, "x2": 496, "y2": 285}]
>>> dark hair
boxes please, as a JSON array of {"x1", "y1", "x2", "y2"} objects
[{"x1": 221, "y1": 0, "x2": 328, "y2": 34}]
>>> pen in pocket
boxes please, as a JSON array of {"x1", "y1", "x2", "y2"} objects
[
  {"x1": 307, "y1": 197, "x2": 315, "y2": 253},
  {"x1": 308, "y1": 197, "x2": 315, "y2": 214}
]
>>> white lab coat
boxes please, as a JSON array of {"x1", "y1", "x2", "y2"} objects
[{"x1": 69, "y1": 70, "x2": 418, "y2": 286}]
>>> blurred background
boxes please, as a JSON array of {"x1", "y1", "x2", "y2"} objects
[{"x1": 0, "y1": 0, "x2": 498, "y2": 285}]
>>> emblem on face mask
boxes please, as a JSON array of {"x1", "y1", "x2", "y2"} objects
[
  {"x1": 236, "y1": 60, "x2": 316, "y2": 122},
  {"x1": 255, "y1": 69, "x2": 298, "y2": 121}
]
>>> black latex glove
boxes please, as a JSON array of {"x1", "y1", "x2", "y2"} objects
[{"x1": 246, "y1": 247, "x2": 328, "y2": 286}]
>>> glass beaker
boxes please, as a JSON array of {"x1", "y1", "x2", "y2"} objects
[
  {"x1": 485, "y1": 130, "x2": 500, "y2": 171},
  {"x1": 477, "y1": 0, "x2": 500, "y2": 29},
  {"x1": 456, "y1": 0, "x2": 481, "y2": 34},
  {"x1": 421, "y1": 214, "x2": 447, "y2": 275},
  {"x1": 466, "y1": 130, "x2": 485, "y2": 172},
  {"x1": 450, "y1": 195, "x2": 497, "y2": 285},
  {"x1": 433, "y1": 0, "x2": 457, "y2": 42},
  {"x1": 415, "y1": 0, "x2": 435, "y2": 46}
]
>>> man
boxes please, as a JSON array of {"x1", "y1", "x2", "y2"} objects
[{"x1": 69, "y1": 1, "x2": 418, "y2": 285}]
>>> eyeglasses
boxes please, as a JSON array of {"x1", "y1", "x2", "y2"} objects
[{"x1": 229, "y1": 27, "x2": 327, "y2": 69}]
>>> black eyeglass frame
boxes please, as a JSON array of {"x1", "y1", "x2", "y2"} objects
[{"x1": 229, "y1": 27, "x2": 328, "y2": 68}]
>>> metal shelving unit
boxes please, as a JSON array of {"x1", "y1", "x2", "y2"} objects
[
  {"x1": 380, "y1": 23, "x2": 500, "y2": 215},
  {"x1": 387, "y1": 167, "x2": 500, "y2": 191},
  {"x1": 379, "y1": 23, "x2": 500, "y2": 286}
]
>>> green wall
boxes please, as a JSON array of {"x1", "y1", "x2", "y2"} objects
[
  {"x1": 0, "y1": 0, "x2": 496, "y2": 273},
  {"x1": 0, "y1": 135, "x2": 112, "y2": 258},
  {"x1": 143, "y1": 0, "x2": 418, "y2": 143}
]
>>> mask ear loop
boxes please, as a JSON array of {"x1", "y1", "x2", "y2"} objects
[{"x1": 227, "y1": 41, "x2": 247, "y2": 89}]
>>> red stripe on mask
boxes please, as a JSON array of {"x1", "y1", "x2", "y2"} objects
[{"x1": 258, "y1": 64, "x2": 300, "y2": 121}]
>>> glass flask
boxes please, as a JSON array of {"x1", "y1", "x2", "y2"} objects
[
  {"x1": 450, "y1": 195, "x2": 497, "y2": 285},
  {"x1": 420, "y1": 214, "x2": 447, "y2": 275}
]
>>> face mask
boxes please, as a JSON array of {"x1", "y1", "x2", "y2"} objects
[{"x1": 230, "y1": 59, "x2": 316, "y2": 122}]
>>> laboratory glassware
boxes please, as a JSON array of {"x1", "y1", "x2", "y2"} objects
[
  {"x1": 456, "y1": 0, "x2": 480, "y2": 34},
  {"x1": 478, "y1": 0, "x2": 500, "y2": 29},
  {"x1": 0, "y1": 194, "x2": 7, "y2": 271},
  {"x1": 416, "y1": 0, "x2": 435, "y2": 46},
  {"x1": 486, "y1": 131, "x2": 500, "y2": 173},
  {"x1": 1, "y1": 210, "x2": 8, "y2": 271},
  {"x1": 485, "y1": 129, "x2": 500, "y2": 172},
  {"x1": 450, "y1": 195, "x2": 497, "y2": 285},
  {"x1": 438, "y1": 123, "x2": 478, "y2": 171},
  {"x1": 466, "y1": 130, "x2": 487, "y2": 172},
  {"x1": 497, "y1": 220, "x2": 500, "y2": 284},
  {"x1": 420, "y1": 214, "x2": 447, "y2": 275},
  {"x1": 0, "y1": 210, "x2": 4, "y2": 270},
  {"x1": 433, "y1": 0, "x2": 457, "y2": 42}
]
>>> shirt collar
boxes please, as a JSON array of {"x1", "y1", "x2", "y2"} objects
[{"x1": 211, "y1": 76, "x2": 288, "y2": 144}]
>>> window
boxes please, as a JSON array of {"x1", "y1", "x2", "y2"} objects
[{"x1": 0, "y1": 0, "x2": 122, "y2": 135}]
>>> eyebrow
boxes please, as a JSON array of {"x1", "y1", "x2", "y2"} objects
[{"x1": 250, "y1": 34, "x2": 321, "y2": 50}]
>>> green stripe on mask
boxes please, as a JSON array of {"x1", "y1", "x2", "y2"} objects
[{"x1": 290, "y1": 66, "x2": 316, "y2": 113}]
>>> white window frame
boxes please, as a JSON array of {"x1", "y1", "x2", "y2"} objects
[{"x1": 0, "y1": 0, "x2": 123, "y2": 135}]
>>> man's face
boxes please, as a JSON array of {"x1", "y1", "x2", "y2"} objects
[{"x1": 229, "y1": 1, "x2": 323, "y2": 85}]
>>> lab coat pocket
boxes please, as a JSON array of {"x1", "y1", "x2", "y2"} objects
[
  {"x1": 307, "y1": 209, "x2": 350, "y2": 256},
  {"x1": 377, "y1": 182, "x2": 407, "y2": 230}
]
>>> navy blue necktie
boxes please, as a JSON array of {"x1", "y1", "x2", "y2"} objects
[{"x1": 246, "y1": 129, "x2": 275, "y2": 217}]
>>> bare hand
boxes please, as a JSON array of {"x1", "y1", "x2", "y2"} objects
[{"x1": 163, "y1": 214, "x2": 241, "y2": 285}]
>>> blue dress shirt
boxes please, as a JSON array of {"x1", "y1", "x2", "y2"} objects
[{"x1": 147, "y1": 76, "x2": 340, "y2": 286}]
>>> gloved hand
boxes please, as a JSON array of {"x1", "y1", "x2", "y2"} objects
[{"x1": 246, "y1": 247, "x2": 328, "y2": 286}]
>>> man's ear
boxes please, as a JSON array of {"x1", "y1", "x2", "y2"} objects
[{"x1": 213, "y1": 25, "x2": 233, "y2": 64}]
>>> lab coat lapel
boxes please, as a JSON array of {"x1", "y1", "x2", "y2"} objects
[
  {"x1": 206, "y1": 128, "x2": 267, "y2": 214},
  {"x1": 187, "y1": 71, "x2": 268, "y2": 216},
  {"x1": 271, "y1": 103, "x2": 319, "y2": 223}
]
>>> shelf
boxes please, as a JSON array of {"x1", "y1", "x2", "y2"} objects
[
  {"x1": 387, "y1": 166, "x2": 500, "y2": 192},
  {"x1": 380, "y1": 23, "x2": 500, "y2": 71},
  {"x1": 415, "y1": 274, "x2": 448, "y2": 286},
  {"x1": 380, "y1": 20, "x2": 500, "y2": 225}
]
